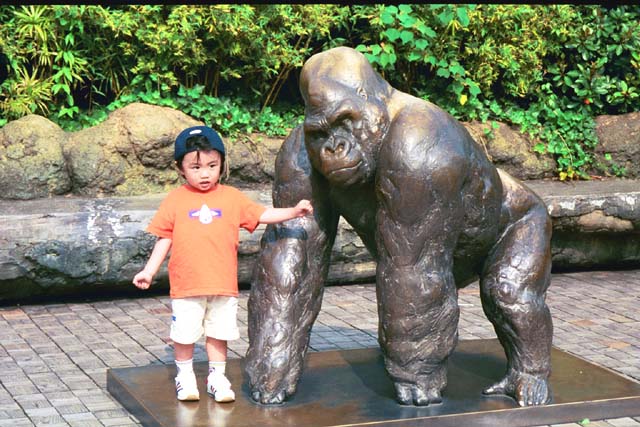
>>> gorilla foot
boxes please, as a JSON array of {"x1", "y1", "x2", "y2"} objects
[
  {"x1": 250, "y1": 389, "x2": 287, "y2": 405},
  {"x1": 394, "y1": 382, "x2": 443, "y2": 406},
  {"x1": 483, "y1": 371, "x2": 552, "y2": 406}
]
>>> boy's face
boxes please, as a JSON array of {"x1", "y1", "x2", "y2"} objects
[{"x1": 179, "y1": 150, "x2": 222, "y2": 192}]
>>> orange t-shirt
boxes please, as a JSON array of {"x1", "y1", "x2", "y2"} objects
[{"x1": 147, "y1": 184, "x2": 267, "y2": 299}]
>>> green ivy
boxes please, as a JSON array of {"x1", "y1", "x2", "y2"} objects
[
  {"x1": 353, "y1": 4, "x2": 639, "y2": 179},
  {"x1": 53, "y1": 84, "x2": 303, "y2": 137}
]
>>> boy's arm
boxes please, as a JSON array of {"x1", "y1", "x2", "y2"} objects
[
  {"x1": 132, "y1": 237, "x2": 172, "y2": 289},
  {"x1": 259, "y1": 199, "x2": 313, "y2": 224}
]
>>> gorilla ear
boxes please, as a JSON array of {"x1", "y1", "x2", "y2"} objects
[{"x1": 356, "y1": 86, "x2": 367, "y2": 100}]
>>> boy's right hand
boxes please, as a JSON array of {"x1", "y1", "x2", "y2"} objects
[{"x1": 133, "y1": 271, "x2": 153, "y2": 289}]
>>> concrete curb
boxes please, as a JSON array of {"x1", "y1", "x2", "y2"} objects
[{"x1": 1, "y1": 179, "x2": 638, "y2": 302}]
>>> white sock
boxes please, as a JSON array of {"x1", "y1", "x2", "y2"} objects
[
  {"x1": 209, "y1": 361, "x2": 226, "y2": 375},
  {"x1": 176, "y1": 359, "x2": 194, "y2": 376}
]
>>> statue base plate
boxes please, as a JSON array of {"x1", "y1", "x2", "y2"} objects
[{"x1": 107, "y1": 339, "x2": 640, "y2": 427}]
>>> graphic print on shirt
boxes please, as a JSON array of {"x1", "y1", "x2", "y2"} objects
[{"x1": 188, "y1": 204, "x2": 222, "y2": 224}]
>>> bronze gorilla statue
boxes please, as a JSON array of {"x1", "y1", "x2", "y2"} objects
[{"x1": 245, "y1": 46, "x2": 553, "y2": 407}]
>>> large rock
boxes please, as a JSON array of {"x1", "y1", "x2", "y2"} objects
[
  {"x1": 65, "y1": 103, "x2": 201, "y2": 197},
  {"x1": 594, "y1": 112, "x2": 640, "y2": 177},
  {"x1": 64, "y1": 118, "x2": 129, "y2": 196},
  {"x1": 0, "y1": 104, "x2": 202, "y2": 199},
  {"x1": 2, "y1": 106, "x2": 639, "y2": 200},
  {"x1": 0, "y1": 115, "x2": 71, "y2": 199},
  {"x1": 225, "y1": 134, "x2": 284, "y2": 186},
  {"x1": 463, "y1": 121, "x2": 556, "y2": 180},
  {"x1": 0, "y1": 104, "x2": 290, "y2": 199}
]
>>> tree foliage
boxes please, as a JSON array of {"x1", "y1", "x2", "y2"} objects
[
  {"x1": 1, "y1": 4, "x2": 638, "y2": 179},
  {"x1": 354, "y1": 4, "x2": 640, "y2": 178}
]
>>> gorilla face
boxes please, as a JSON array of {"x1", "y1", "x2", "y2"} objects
[{"x1": 303, "y1": 83, "x2": 390, "y2": 187}]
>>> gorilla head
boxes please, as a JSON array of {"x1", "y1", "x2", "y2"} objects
[{"x1": 300, "y1": 47, "x2": 394, "y2": 187}]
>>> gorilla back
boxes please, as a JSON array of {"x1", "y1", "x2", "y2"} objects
[{"x1": 246, "y1": 46, "x2": 553, "y2": 408}]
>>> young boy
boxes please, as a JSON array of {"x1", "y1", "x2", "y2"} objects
[{"x1": 132, "y1": 125, "x2": 313, "y2": 403}]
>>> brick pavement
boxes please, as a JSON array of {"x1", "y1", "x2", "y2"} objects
[{"x1": 1, "y1": 269, "x2": 639, "y2": 427}]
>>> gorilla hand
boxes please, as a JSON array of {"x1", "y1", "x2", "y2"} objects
[{"x1": 246, "y1": 343, "x2": 304, "y2": 404}]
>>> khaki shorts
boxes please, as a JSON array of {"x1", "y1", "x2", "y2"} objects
[{"x1": 170, "y1": 296, "x2": 240, "y2": 344}]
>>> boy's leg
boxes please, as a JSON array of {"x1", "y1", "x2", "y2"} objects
[
  {"x1": 175, "y1": 342, "x2": 196, "y2": 361},
  {"x1": 204, "y1": 296, "x2": 239, "y2": 402},
  {"x1": 206, "y1": 336, "x2": 227, "y2": 362},
  {"x1": 206, "y1": 337, "x2": 234, "y2": 401},
  {"x1": 207, "y1": 337, "x2": 228, "y2": 376},
  {"x1": 174, "y1": 342, "x2": 199, "y2": 400},
  {"x1": 171, "y1": 298, "x2": 207, "y2": 401}
]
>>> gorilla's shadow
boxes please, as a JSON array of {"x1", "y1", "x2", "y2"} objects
[
  {"x1": 337, "y1": 337, "x2": 512, "y2": 414},
  {"x1": 272, "y1": 323, "x2": 514, "y2": 414}
]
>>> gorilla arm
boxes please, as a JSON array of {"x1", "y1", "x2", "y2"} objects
[{"x1": 245, "y1": 125, "x2": 340, "y2": 404}]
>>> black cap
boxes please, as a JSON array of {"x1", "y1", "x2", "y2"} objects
[{"x1": 174, "y1": 126, "x2": 225, "y2": 161}]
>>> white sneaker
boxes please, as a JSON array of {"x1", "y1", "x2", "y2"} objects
[
  {"x1": 207, "y1": 371, "x2": 235, "y2": 403},
  {"x1": 175, "y1": 371, "x2": 200, "y2": 401}
]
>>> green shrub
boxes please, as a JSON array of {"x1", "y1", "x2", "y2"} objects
[
  {"x1": 0, "y1": 6, "x2": 124, "y2": 119},
  {"x1": 0, "y1": 5, "x2": 349, "y2": 119},
  {"x1": 1, "y1": 4, "x2": 638, "y2": 179},
  {"x1": 353, "y1": 4, "x2": 639, "y2": 179},
  {"x1": 76, "y1": 4, "x2": 349, "y2": 108},
  {"x1": 54, "y1": 84, "x2": 303, "y2": 137}
]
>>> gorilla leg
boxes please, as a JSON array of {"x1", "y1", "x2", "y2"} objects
[
  {"x1": 480, "y1": 202, "x2": 553, "y2": 406},
  {"x1": 373, "y1": 129, "x2": 467, "y2": 406},
  {"x1": 377, "y1": 259, "x2": 459, "y2": 405}
]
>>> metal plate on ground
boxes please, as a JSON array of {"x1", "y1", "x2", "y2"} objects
[{"x1": 107, "y1": 339, "x2": 640, "y2": 427}]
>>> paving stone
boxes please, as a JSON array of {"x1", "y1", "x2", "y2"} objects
[
  {"x1": 99, "y1": 418, "x2": 140, "y2": 426},
  {"x1": 0, "y1": 407, "x2": 29, "y2": 418},
  {"x1": 66, "y1": 418, "x2": 102, "y2": 427},
  {"x1": 0, "y1": 419, "x2": 34, "y2": 426},
  {"x1": 83, "y1": 401, "x2": 122, "y2": 413},
  {"x1": 93, "y1": 408, "x2": 131, "y2": 419},
  {"x1": 55, "y1": 403, "x2": 89, "y2": 415},
  {"x1": 606, "y1": 417, "x2": 640, "y2": 427},
  {"x1": 13, "y1": 394, "x2": 50, "y2": 410},
  {"x1": 44, "y1": 392, "x2": 78, "y2": 403},
  {"x1": 7, "y1": 383, "x2": 40, "y2": 397},
  {"x1": 59, "y1": 405, "x2": 95, "y2": 420},
  {"x1": 1, "y1": 270, "x2": 639, "y2": 426}
]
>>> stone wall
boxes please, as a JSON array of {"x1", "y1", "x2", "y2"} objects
[
  {"x1": 1, "y1": 104, "x2": 639, "y2": 302},
  {"x1": 3, "y1": 104, "x2": 639, "y2": 202},
  {"x1": 526, "y1": 180, "x2": 640, "y2": 270},
  {"x1": 1, "y1": 180, "x2": 639, "y2": 303},
  {"x1": 0, "y1": 188, "x2": 375, "y2": 302}
]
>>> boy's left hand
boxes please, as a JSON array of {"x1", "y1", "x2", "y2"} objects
[{"x1": 295, "y1": 199, "x2": 314, "y2": 217}]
